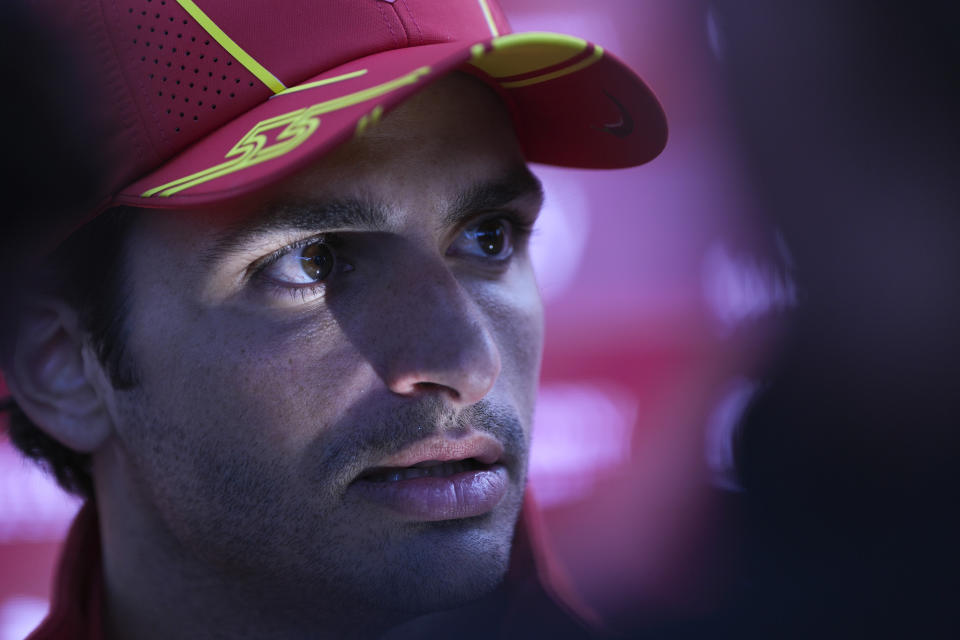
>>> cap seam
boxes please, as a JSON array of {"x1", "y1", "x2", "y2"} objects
[
  {"x1": 399, "y1": 1, "x2": 424, "y2": 47},
  {"x1": 387, "y1": 3, "x2": 412, "y2": 47},
  {"x1": 377, "y1": 1, "x2": 404, "y2": 49},
  {"x1": 99, "y1": 0, "x2": 165, "y2": 160}
]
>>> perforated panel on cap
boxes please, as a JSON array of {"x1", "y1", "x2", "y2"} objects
[
  {"x1": 31, "y1": 0, "x2": 507, "y2": 208},
  {"x1": 115, "y1": 0, "x2": 270, "y2": 158}
]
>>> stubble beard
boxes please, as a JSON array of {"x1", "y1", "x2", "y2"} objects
[{"x1": 108, "y1": 385, "x2": 530, "y2": 625}]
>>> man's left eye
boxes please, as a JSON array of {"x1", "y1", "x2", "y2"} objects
[
  {"x1": 448, "y1": 218, "x2": 514, "y2": 260},
  {"x1": 261, "y1": 239, "x2": 337, "y2": 285}
]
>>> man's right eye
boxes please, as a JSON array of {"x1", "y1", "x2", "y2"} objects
[{"x1": 261, "y1": 239, "x2": 337, "y2": 285}]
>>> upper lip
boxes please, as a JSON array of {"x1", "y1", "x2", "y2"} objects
[{"x1": 357, "y1": 432, "x2": 504, "y2": 477}]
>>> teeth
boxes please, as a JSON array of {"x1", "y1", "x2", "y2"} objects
[
  {"x1": 367, "y1": 460, "x2": 482, "y2": 482},
  {"x1": 399, "y1": 468, "x2": 429, "y2": 480}
]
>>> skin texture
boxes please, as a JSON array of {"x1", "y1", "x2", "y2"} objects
[{"x1": 90, "y1": 74, "x2": 545, "y2": 639}]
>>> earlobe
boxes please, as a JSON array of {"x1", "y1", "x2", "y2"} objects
[{"x1": 5, "y1": 299, "x2": 113, "y2": 453}]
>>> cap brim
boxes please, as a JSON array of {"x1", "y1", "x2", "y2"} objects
[{"x1": 120, "y1": 32, "x2": 667, "y2": 209}]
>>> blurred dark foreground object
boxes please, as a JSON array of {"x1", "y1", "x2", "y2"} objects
[
  {"x1": 0, "y1": 1, "x2": 108, "y2": 290},
  {"x1": 716, "y1": 1, "x2": 960, "y2": 638}
]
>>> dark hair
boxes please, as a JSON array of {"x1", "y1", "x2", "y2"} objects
[{"x1": 3, "y1": 207, "x2": 140, "y2": 498}]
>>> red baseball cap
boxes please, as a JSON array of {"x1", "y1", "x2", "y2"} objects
[{"x1": 35, "y1": 0, "x2": 666, "y2": 232}]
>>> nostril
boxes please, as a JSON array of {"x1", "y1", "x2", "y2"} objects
[{"x1": 409, "y1": 381, "x2": 461, "y2": 400}]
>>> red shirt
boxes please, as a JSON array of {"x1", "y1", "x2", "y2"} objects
[{"x1": 27, "y1": 503, "x2": 103, "y2": 639}]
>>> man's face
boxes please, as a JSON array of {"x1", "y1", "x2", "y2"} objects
[{"x1": 101, "y1": 74, "x2": 544, "y2": 616}]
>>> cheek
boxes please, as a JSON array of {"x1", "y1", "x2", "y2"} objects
[
  {"x1": 477, "y1": 266, "x2": 544, "y2": 417},
  {"x1": 126, "y1": 299, "x2": 369, "y2": 457},
  {"x1": 109, "y1": 301, "x2": 376, "y2": 546}
]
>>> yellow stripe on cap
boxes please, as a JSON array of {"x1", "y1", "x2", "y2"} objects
[
  {"x1": 273, "y1": 69, "x2": 369, "y2": 99},
  {"x1": 477, "y1": 0, "x2": 500, "y2": 38},
  {"x1": 469, "y1": 33, "x2": 605, "y2": 88},
  {"x1": 141, "y1": 66, "x2": 432, "y2": 198},
  {"x1": 176, "y1": 0, "x2": 287, "y2": 94},
  {"x1": 355, "y1": 105, "x2": 384, "y2": 137},
  {"x1": 500, "y1": 44, "x2": 603, "y2": 88}
]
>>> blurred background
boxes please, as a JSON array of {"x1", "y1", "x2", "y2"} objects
[{"x1": 2, "y1": 0, "x2": 958, "y2": 638}]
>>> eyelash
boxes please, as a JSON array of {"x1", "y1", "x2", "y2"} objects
[
  {"x1": 248, "y1": 234, "x2": 340, "y2": 301},
  {"x1": 249, "y1": 211, "x2": 536, "y2": 302},
  {"x1": 453, "y1": 212, "x2": 535, "y2": 260},
  {"x1": 497, "y1": 212, "x2": 536, "y2": 248}
]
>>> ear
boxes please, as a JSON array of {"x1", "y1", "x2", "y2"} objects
[{"x1": 3, "y1": 298, "x2": 114, "y2": 452}]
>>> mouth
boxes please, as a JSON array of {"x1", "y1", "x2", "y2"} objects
[
  {"x1": 349, "y1": 434, "x2": 509, "y2": 522},
  {"x1": 358, "y1": 457, "x2": 495, "y2": 483}
]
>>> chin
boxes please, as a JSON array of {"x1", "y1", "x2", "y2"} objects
[{"x1": 358, "y1": 515, "x2": 515, "y2": 614}]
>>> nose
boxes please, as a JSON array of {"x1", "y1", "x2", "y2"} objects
[{"x1": 381, "y1": 261, "x2": 502, "y2": 407}]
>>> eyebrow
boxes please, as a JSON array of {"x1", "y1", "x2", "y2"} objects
[
  {"x1": 202, "y1": 199, "x2": 385, "y2": 264},
  {"x1": 203, "y1": 165, "x2": 544, "y2": 263},
  {"x1": 443, "y1": 165, "x2": 544, "y2": 230}
]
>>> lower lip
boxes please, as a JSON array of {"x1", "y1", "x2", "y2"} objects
[{"x1": 349, "y1": 465, "x2": 509, "y2": 521}]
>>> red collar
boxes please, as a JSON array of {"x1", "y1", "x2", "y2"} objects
[
  {"x1": 27, "y1": 494, "x2": 588, "y2": 639},
  {"x1": 28, "y1": 502, "x2": 104, "y2": 640}
]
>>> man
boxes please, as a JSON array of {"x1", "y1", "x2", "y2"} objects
[{"x1": 1, "y1": 1, "x2": 666, "y2": 637}]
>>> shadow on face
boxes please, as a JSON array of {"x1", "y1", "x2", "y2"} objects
[{"x1": 100, "y1": 72, "x2": 546, "y2": 625}]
